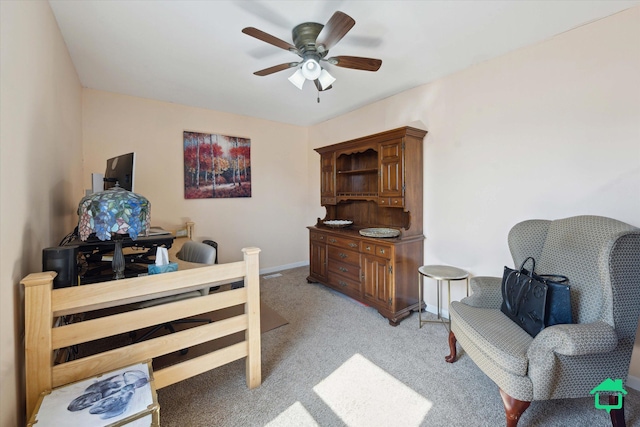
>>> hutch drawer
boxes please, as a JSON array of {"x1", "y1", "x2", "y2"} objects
[
  {"x1": 328, "y1": 246, "x2": 360, "y2": 266},
  {"x1": 374, "y1": 244, "x2": 392, "y2": 259},
  {"x1": 326, "y1": 235, "x2": 360, "y2": 250},
  {"x1": 378, "y1": 197, "x2": 404, "y2": 207},
  {"x1": 360, "y1": 242, "x2": 392, "y2": 259},
  {"x1": 328, "y1": 260, "x2": 361, "y2": 282},
  {"x1": 327, "y1": 271, "x2": 361, "y2": 294},
  {"x1": 310, "y1": 231, "x2": 327, "y2": 242}
]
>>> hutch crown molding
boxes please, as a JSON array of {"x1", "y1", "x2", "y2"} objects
[{"x1": 308, "y1": 126, "x2": 426, "y2": 325}]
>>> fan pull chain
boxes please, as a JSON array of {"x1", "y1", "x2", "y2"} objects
[{"x1": 317, "y1": 90, "x2": 320, "y2": 103}]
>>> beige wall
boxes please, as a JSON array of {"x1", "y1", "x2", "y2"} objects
[
  {"x1": 82, "y1": 90, "x2": 309, "y2": 271},
  {"x1": 0, "y1": 1, "x2": 84, "y2": 425},
  {"x1": 308, "y1": 7, "x2": 640, "y2": 381}
]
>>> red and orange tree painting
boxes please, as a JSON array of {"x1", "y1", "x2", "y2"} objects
[{"x1": 183, "y1": 131, "x2": 251, "y2": 199}]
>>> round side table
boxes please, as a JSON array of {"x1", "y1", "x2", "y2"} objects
[{"x1": 418, "y1": 265, "x2": 469, "y2": 330}]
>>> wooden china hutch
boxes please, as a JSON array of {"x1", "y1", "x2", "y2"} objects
[{"x1": 308, "y1": 126, "x2": 426, "y2": 325}]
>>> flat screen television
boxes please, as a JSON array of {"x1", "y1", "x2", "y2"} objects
[{"x1": 104, "y1": 152, "x2": 136, "y2": 192}]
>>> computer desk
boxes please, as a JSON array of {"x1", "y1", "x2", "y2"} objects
[{"x1": 64, "y1": 234, "x2": 177, "y2": 284}]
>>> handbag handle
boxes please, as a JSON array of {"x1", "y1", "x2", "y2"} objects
[
  {"x1": 519, "y1": 257, "x2": 536, "y2": 276},
  {"x1": 519, "y1": 257, "x2": 569, "y2": 284},
  {"x1": 537, "y1": 274, "x2": 569, "y2": 284}
]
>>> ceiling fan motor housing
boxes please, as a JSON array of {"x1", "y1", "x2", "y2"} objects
[{"x1": 292, "y1": 22, "x2": 328, "y2": 59}]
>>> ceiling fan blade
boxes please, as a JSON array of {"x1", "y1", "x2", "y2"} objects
[
  {"x1": 314, "y1": 79, "x2": 333, "y2": 91},
  {"x1": 254, "y1": 62, "x2": 299, "y2": 76},
  {"x1": 326, "y1": 56, "x2": 382, "y2": 72},
  {"x1": 242, "y1": 27, "x2": 296, "y2": 52},
  {"x1": 316, "y1": 11, "x2": 355, "y2": 52}
]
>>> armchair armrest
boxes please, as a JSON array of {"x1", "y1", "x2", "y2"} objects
[
  {"x1": 527, "y1": 322, "x2": 619, "y2": 400},
  {"x1": 528, "y1": 321, "x2": 618, "y2": 358},
  {"x1": 461, "y1": 276, "x2": 502, "y2": 309}
]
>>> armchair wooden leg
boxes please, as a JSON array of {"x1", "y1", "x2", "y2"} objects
[
  {"x1": 445, "y1": 331, "x2": 457, "y2": 363},
  {"x1": 499, "y1": 389, "x2": 530, "y2": 427},
  {"x1": 609, "y1": 394, "x2": 626, "y2": 427}
]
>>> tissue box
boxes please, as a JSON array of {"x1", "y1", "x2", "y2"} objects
[{"x1": 148, "y1": 262, "x2": 178, "y2": 275}]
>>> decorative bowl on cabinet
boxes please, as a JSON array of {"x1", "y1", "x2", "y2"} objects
[
  {"x1": 359, "y1": 228, "x2": 400, "y2": 238},
  {"x1": 323, "y1": 220, "x2": 354, "y2": 228}
]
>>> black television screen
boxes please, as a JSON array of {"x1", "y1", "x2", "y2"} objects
[{"x1": 104, "y1": 152, "x2": 135, "y2": 192}]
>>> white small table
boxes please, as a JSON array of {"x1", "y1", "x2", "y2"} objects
[{"x1": 418, "y1": 265, "x2": 469, "y2": 330}]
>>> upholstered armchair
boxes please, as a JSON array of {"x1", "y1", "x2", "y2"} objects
[{"x1": 446, "y1": 215, "x2": 640, "y2": 426}]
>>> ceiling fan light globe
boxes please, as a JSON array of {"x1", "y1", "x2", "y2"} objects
[
  {"x1": 318, "y1": 69, "x2": 336, "y2": 90},
  {"x1": 301, "y1": 59, "x2": 322, "y2": 80},
  {"x1": 288, "y1": 69, "x2": 306, "y2": 90}
]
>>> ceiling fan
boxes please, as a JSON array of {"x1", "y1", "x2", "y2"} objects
[{"x1": 242, "y1": 11, "x2": 382, "y2": 93}]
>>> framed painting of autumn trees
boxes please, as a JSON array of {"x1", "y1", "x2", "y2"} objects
[{"x1": 183, "y1": 131, "x2": 251, "y2": 199}]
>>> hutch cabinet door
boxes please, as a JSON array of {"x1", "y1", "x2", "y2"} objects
[
  {"x1": 310, "y1": 241, "x2": 327, "y2": 280},
  {"x1": 362, "y1": 255, "x2": 393, "y2": 309},
  {"x1": 320, "y1": 152, "x2": 336, "y2": 205},
  {"x1": 309, "y1": 232, "x2": 328, "y2": 281},
  {"x1": 378, "y1": 140, "x2": 404, "y2": 205}
]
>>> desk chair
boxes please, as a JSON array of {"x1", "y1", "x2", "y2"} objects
[{"x1": 134, "y1": 241, "x2": 218, "y2": 352}]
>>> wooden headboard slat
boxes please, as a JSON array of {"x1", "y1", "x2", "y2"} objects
[
  {"x1": 51, "y1": 314, "x2": 248, "y2": 388},
  {"x1": 155, "y1": 341, "x2": 249, "y2": 389},
  {"x1": 51, "y1": 261, "x2": 246, "y2": 316},
  {"x1": 52, "y1": 288, "x2": 247, "y2": 349}
]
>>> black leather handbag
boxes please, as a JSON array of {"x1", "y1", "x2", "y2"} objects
[{"x1": 500, "y1": 257, "x2": 572, "y2": 337}]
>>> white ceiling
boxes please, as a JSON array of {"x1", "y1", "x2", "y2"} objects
[{"x1": 49, "y1": 0, "x2": 638, "y2": 127}]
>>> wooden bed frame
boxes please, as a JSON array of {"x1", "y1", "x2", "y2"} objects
[{"x1": 21, "y1": 246, "x2": 261, "y2": 418}]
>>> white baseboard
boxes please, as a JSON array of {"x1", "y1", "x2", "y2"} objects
[
  {"x1": 627, "y1": 374, "x2": 640, "y2": 391},
  {"x1": 260, "y1": 261, "x2": 308, "y2": 276}
]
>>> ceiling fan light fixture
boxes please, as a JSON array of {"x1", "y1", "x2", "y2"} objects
[
  {"x1": 318, "y1": 69, "x2": 336, "y2": 90},
  {"x1": 301, "y1": 58, "x2": 322, "y2": 80},
  {"x1": 288, "y1": 68, "x2": 306, "y2": 90}
]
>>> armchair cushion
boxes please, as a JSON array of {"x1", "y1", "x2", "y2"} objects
[
  {"x1": 450, "y1": 301, "x2": 533, "y2": 376},
  {"x1": 460, "y1": 276, "x2": 502, "y2": 309}
]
